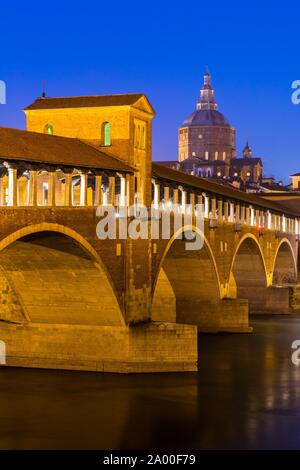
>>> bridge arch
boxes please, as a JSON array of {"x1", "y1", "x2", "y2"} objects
[
  {"x1": 0, "y1": 223, "x2": 124, "y2": 326},
  {"x1": 228, "y1": 234, "x2": 268, "y2": 312},
  {"x1": 272, "y1": 238, "x2": 297, "y2": 285},
  {"x1": 229, "y1": 233, "x2": 268, "y2": 287},
  {"x1": 152, "y1": 225, "x2": 221, "y2": 324}
]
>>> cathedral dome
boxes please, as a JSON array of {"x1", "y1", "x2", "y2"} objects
[
  {"x1": 183, "y1": 109, "x2": 230, "y2": 127},
  {"x1": 183, "y1": 70, "x2": 231, "y2": 127}
]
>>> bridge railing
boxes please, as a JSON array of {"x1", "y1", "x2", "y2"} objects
[
  {"x1": 0, "y1": 164, "x2": 298, "y2": 237},
  {"x1": 0, "y1": 165, "x2": 131, "y2": 209},
  {"x1": 151, "y1": 180, "x2": 300, "y2": 237}
]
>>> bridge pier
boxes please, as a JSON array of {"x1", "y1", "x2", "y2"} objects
[
  {"x1": 152, "y1": 295, "x2": 251, "y2": 333},
  {"x1": 0, "y1": 321, "x2": 197, "y2": 373},
  {"x1": 243, "y1": 285, "x2": 292, "y2": 315},
  {"x1": 176, "y1": 299, "x2": 251, "y2": 333}
]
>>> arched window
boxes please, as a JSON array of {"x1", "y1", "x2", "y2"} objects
[
  {"x1": 102, "y1": 122, "x2": 111, "y2": 146},
  {"x1": 44, "y1": 124, "x2": 54, "y2": 135}
]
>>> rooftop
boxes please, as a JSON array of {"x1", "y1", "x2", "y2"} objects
[
  {"x1": 152, "y1": 163, "x2": 300, "y2": 216},
  {"x1": 24, "y1": 93, "x2": 155, "y2": 113},
  {"x1": 0, "y1": 127, "x2": 134, "y2": 172},
  {"x1": 183, "y1": 109, "x2": 230, "y2": 127},
  {"x1": 232, "y1": 157, "x2": 262, "y2": 167},
  {"x1": 182, "y1": 71, "x2": 231, "y2": 128}
]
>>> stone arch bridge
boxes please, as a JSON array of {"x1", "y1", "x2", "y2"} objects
[
  {"x1": 0, "y1": 121, "x2": 298, "y2": 372},
  {"x1": 0, "y1": 165, "x2": 298, "y2": 372}
]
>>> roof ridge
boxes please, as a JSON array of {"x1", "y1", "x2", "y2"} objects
[
  {"x1": 23, "y1": 93, "x2": 155, "y2": 112},
  {"x1": 31, "y1": 92, "x2": 144, "y2": 100}
]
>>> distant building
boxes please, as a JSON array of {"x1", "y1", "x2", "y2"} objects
[
  {"x1": 158, "y1": 71, "x2": 264, "y2": 189},
  {"x1": 259, "y1": 176, "x2": 289, "y2": 192},
  {"x1": 178, "y1": 70, "x2": 236, "y2": 166},
  {"x1": 290, "y1": 173, "x2": 300, "y2": 190}
]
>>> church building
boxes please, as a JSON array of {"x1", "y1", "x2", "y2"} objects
[{"x1": 159, "y1": 71, "x2": 263, "y2": 189}]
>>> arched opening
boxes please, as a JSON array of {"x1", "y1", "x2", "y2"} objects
[
  {"x1": 230, "y1": 237, "x2": 267, "y2": 313},
  {"x1": 0, "y1": 231, "x2": 123, "y2": 326},
  {"x1": 273, "y1": 241, "x2": 297, "y2": 286},
  {"x1": 230, "y1": 236, "x2": 294, "y2": 314},
  {"x1": 231, "y1": 238, "x2": 267, "y2": 292},
  {"x1": 44, "y1": 123, "x2": 54, "y2": 135},
  {"x1": 152, "y1": 232, "x2": 221, "y2": 327},
  {"x1": 102, "y1": 122, "x2": 111, "y2": 146}
]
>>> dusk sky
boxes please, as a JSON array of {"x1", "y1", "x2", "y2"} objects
[{"x1": 1, "y1": 0, "x2": 299, "y2": 182}]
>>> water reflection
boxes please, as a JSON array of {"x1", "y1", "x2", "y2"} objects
[{"x1": 1, "y1": 316, "x2": 300, "y2": 449}]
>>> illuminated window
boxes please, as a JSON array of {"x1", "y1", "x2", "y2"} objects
[
  {"x1": 215, "y1": 151, "x2": 218, "y2": 160},
  {"x1": 205, "y1": 151, "x2": 209, "y2": 160},
  {"x1": 223, "y1": 152, "x2": 226, "y2": 160},
  {"x1": 102, "y1": 122, "x2": 111, "y2": 146},
  {"x1": 44, "y1": 124, "x2": 53, "y2": 135}
]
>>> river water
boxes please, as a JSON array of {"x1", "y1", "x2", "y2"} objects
[{"x1": 0, "y1": 316, "x2": 300, "y2": 450}]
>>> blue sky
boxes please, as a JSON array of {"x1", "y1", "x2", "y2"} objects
[{"x1": 0, "y1": 0, "x2": 299, "y2": 182}]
